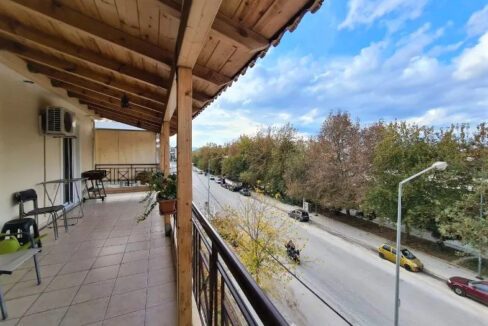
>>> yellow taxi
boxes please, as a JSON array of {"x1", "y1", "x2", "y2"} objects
[{"x1": 378, "y1": 243, "x2": 424, "y2": 272}]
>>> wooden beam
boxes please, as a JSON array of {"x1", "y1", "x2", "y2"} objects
[
  {"x1": 89, "y1": 105, "x2": 160, "y2": 131},
  {"x1": 5, "y1": 0, "x2": 231, "y2": 87},
  {"x1": 26, "y1": 62, "x2": 166, "y2": 111},
  {"x1": 157, "y1": 0, "x2": 269, "y2": 52},
  {"x1": 0, "y1": 39, "x2": 168, "y2": 103},
  {"x1": 176, "y1": 0, "x2": 223, "y2": 68},
  {"x1": 84, "y1": 102, "x2": 163, "y2": 128},
  {"x1": 164, "y1": 76, "x2": 177, "y2": 122},
  {"x1": 50, "y1": 79, "x2": 162, "y2": 114},
  {"x1": 70, "y1": 92, "x2": 163, "y2": 121},
  {"x1": 165, "y1": 0, "x2": 221, "y2": 133},
  {"x1": 0, "y1": 14, "x2": 170, "y2": 89},
  {"x1": 93, "y1": 109, "x2": 160, "y2": 133},
  {"x1": 176, "y1": 66, "x2": 193, "y2": 326}
]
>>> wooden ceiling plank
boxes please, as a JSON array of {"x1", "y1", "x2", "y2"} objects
[
  {"x1": 0, "y1": 39, "x2": 168, "y2": 103},
  {"x1": 137, "y1": 0, "x2": 160, "y2": 45},
  {"x1": 114, "y1": 0, "x2": 141, "y2": 37},
  {"x1": 0, "y1": 14, "x2": 170, "y2": 89},
  {"x1": 5, "y1": 0, "x2": 231, "y2": 87}
]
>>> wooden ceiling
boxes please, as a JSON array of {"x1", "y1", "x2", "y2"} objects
[{"x1": 0, "y1": 0, "x2": 322, "y2": 134}]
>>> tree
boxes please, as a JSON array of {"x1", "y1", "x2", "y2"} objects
[
  {"x1": 438, "y1": 123, "x2": 488, "y2": 251},
  {"x1": 305, "y1": 112, "x2": 363, "y2": 211},
  {"x1": 438, "y1": 184, "x2": 488, "y2": 257},
  {"x1": 211, "y1": 197, "x2": 294, "y2": 288},
  {"x1": 363, "y1": 122, "x2": 472, "y2": 237}
]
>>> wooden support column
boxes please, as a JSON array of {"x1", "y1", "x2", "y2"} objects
[
  {"x1": 176, "y1": 66, "x2": 192, "y2": 326},
  {"x1": 162, "y1": 121, "x2": 171, "y2": 174},
  {"x1": 160, "y1": 120, "x2": 172, "y2": 237}
]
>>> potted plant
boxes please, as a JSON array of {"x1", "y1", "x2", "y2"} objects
[{"x1": 137, "y1": 171, "x2": 177, "y2": 222}]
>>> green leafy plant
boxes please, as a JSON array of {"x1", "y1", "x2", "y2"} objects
[{"x1": 137, "y1": 171, "x2": 177, "y2": 222}]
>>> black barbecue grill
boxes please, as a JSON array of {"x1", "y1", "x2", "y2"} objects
[{"x1": 81, "y1": 170, "x2": 107, "y2": 201}]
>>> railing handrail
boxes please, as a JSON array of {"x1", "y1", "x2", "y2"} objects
[
  {"x1": 192, "y1": 204, "x2": 288, "y2": 326},
  {"x1": 95, "y1": 163, "x2": 159, "y2": 166}
]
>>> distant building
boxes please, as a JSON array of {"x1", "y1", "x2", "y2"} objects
[{"x1": 170, "y1": 147, "x2": 177, "y2": 161}]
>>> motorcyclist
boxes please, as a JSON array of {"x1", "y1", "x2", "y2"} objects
[{"x1": 285, "y1": 240, "x2": 296, "y2": 252}]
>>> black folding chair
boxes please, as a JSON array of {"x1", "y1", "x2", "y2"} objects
[{"x1": 14, "y1": 189, "x2": 67, "y2": 240}]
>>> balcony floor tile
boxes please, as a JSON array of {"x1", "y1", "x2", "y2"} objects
[{"x1": 0, "y1": 193, "x2": 176, "y2": 325}]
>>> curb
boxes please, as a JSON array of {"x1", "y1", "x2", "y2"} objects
[{"x1": 423, "y1": 269, "x2": 447, "y2": 282}]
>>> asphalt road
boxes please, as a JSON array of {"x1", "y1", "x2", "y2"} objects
[{"x1": 192, "y1": 171, "x2": 488, "y2": 326}]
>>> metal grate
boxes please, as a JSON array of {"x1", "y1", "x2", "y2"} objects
[{"x1": 47, "y1": 107, "x2": 62, "y2": 132}]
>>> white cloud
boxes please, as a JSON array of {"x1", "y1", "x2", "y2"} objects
[
  {"x1": 192, "y1": 102, "x2": 263, "y2": 147},
  {"x1": 339, "y1": 0, "x2": 427, "y2": 31},
  {"x1": 467, "y1": 4, "x2": 488, "y2": 37},
  {"x1": 406, "y1": 108, "x2": 474, "y2": 126},
  {"x1": 454, "y1": 32, "x2": 488, "y2": 80},
  {"x1": 299, "y1": 108, "x2": 320, "y2": 125}
]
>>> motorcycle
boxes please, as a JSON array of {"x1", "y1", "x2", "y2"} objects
[{"x1": 285, "y1": 243, "x2": 301, "y2": 264}]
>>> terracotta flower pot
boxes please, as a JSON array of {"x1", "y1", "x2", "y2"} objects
[{"x1": 158, "y1": 199, "x2": 177, "y2": 215}]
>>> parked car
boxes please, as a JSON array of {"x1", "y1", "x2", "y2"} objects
[
  {"x1": 239, "y1": 188, "x2": 251, "y2": 196},
  {"x1": 216, "y1": 178, "x2": 222, "y2": 184},
  {"x1": 288, "y1": 209, "x2": 309, "y2": 222},
  {"x1": 209, "y1": 176, "x2": 215, "y2": 180},
  {"x1": 447, "y1": 277, "x2": 488, "y2": 305},
  {"x1": 198, "y1": 170, "x2": 203, "y2": 175},
  {"x1": 378, "y1": 244, "x2": 424, "y2": 272}
]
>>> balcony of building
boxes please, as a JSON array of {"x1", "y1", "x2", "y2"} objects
[{"x1": 0, "y1": 1, "x2": 323, "y2": 324}]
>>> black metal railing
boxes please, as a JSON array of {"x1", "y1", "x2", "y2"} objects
[
  {"x1": 94, "y1": 163, "x2": 159, "y2": 186},
  {"x1": 191, "y1": 204, "x2": 288, "y2": 326}
]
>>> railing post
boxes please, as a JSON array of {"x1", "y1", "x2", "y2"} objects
[{"x1": 208, "y1": 243, "x2": 218, "y2": 325}]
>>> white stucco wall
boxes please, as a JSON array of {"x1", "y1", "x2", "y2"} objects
[{"x1": 0, "y1": 62, "x2": 94, "y2": 227}]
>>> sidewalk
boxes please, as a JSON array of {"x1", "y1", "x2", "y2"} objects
[{"x1": 260, "y1": 195, "x2": 478, "y2": 282}]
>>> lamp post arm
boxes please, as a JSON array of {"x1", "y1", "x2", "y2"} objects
[{"x1": 399, "y1": 166, "x2": 435, "y2": 186}]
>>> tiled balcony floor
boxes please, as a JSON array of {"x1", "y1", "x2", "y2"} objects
[{"x1": 0, "y1": 193, "x2": 176, "y2": 326}]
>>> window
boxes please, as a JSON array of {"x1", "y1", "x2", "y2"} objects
[
  {"x1": 382, "y1": 245, "x2": 390, "y2": 251},
  {"x1": 473, "y1": 284, "x2": 488, "y2": 293},
  {"x1": 401, "y1": 249, "x2": 416, "y2": 259}
]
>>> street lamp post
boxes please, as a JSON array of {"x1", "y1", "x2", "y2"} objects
[{"x1": 394, "y1": 161, "x2": 447, "y2": 326}]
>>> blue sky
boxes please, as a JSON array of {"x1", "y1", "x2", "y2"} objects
[{"x1": 99, "y1": 0, "x2": 488, "y2": 147}]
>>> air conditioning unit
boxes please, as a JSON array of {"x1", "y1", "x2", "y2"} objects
[{"x1": 40, "y1": 107, "x2": 76, "y2": 137}]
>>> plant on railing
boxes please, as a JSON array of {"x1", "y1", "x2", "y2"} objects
[
  {"x1": 137, "y1": 171, "x2": 177, "y2": 222},
  {"x1": 135, "y1": 170, "x2": 152, "y2": 185}
]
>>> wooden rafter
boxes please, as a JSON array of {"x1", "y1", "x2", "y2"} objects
[
  {"x1": 0, "y1": 39, "x2": 167, "y2": 103},
  {"x1": 27, "y1": 62, "x2": 165, "y2": 111},
  {"x1": 68, "y1": 92, "x2": 162, "y2": 121},
  {"x1": 81, "y1": 101, "x2": 162, "y2": 127},
  {"x1": 50, "y1": 79, "x2": 161, "y2": 114},
  {"x1": 4, "y1": 0, "x2": 232, "y2": 88}
]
